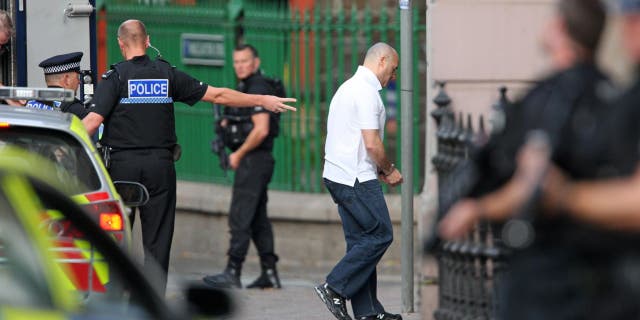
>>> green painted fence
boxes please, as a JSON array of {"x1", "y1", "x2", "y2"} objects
[{"x1": 104, "y1": 1, "x2": 426, "y2": 193}]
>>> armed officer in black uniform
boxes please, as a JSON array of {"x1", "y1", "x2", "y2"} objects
[
  {"x1": 439, "y1": 0, "x2": 625, "y2": 319},
  {"x1": 81, "y1": 19, "x2": 296, "y2": 293},
  {"x1": 25, "y1": 52, "x2": 89, "y2": 119},
  {"x1": 203, "y1": 44, "x2": 282, "y2": 289}
]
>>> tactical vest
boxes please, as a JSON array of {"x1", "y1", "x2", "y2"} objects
[
  {"x1": 221, "y1": 109, "x2": 255, "y2": 151},
  {"x1": 221, "y1": 73, "x2": 282, "y2": 151},
  {"x1": 102, "y1": 58, "x2": 176, "y2": 149}
]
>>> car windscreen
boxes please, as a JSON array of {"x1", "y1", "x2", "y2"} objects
[{"x1": 0, "y1": 127, "x2": 101, "y2": 192}]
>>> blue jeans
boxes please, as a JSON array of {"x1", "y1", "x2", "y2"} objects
[{"x1": 323, "y1": 178, "x2": 394, "y2": 318}]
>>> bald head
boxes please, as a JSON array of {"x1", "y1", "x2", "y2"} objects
[
  {"x1": 363, "y1": 42, "x2": 398, "y2": 88},
  {"x1": 364, "y1": 42, "x2": 397, "y2": 65},
  {"x1": 117, "y1": 20, "x2": 148, "y2": 48}
]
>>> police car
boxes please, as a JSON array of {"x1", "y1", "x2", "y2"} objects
[
  {"x1": 0, "y1": 147, "x2": 233, "y2": 319},
  {"x1": 0, "y1": 88, "x2": 140, "y2": 297}
]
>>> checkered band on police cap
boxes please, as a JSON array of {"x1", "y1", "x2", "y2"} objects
[{"x1": 38, "y1": 51, "x2": 83, "y2": 75}]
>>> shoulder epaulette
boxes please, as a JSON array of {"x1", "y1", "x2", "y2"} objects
[
  {"x1": 102, "y1": 69, "x2": 115, "y2": 79},
  {"x1": 155, "y1": 57, "x2": 175, "y2": 68}
]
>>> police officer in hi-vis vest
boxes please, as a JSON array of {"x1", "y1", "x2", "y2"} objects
[
  {"x1": 81, "y1": 19, "x2": 296, "y2": 293},
  {"x1": 25, "y1": 52, "x2": 89, "y2": 119}
]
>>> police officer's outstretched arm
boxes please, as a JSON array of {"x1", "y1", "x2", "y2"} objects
[
  {"x1": 202, "y1": 86, "x2": 296, "y2": 113},
  {"x1": 543, "y1": 164, "x2": 640, "y2": 231}
]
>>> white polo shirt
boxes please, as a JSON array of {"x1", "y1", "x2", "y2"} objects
[{"x1": 323, "y1": 65, "x2": 386, "y2": 187}]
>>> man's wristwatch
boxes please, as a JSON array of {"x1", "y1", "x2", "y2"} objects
[{"x1": 381, "y1": 163, "x2": 395, "y2": 177}]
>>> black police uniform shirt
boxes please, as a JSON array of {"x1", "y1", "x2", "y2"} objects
[
  {"x1": 471, "y1": 63, "x2": 619, "y2": 190},
  {"x1": 467, "y1": 63, "x2": 640, "y2": 318},
  {"x1": 603, "y1": 68, "x2": 640, "y2": 175},
  {"x1": 468, "y1": 63, "x2": 605, "y2": 287},
  {"x1": 576, "y1": 67, "x2": 640, "y2": 320},
  {"x1": 476, "y1": 63, "x2": 621, "y2": 235},
  {"x1": 222, "y1": 71, "x2": 278, "y2": 151},
  {"x1": 92, "y1": 55, "x2": 207, "y2": 149}
]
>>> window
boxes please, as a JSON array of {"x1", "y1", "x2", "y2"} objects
[{"x1": 0, "y1": 127, "x2": 101, "y2": 193}]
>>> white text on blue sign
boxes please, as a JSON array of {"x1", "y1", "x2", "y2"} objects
[{"x1": 128, "y1": 79, "x2": 169, "y2": 98}]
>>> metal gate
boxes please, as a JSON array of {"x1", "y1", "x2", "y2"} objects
[{"x1": 103, "y1": 0, "x2": 426, "y2": 193}]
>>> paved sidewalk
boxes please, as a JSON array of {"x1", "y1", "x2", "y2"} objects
[
  {"x1": 140, "y1": 209, "x2": 438, "y2": 319},
  {"x1": 168, "y1": 268, "x2": 425, "y2": 320}
]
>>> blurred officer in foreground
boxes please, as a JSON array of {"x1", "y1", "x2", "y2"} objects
[
  {"x1": 542, "y1": 0, "x2": 640, "y2": 228},
  {"x1": 438, "y1": 0, "x2": 623, "y2": 318},
  {"x1": 82, "y1": 19, "x2": 296, "y2": 293},
  {"x1": 530, "y1": 8, "x2": 640, "y2": 316},
  {"x1": 25, "y1": 52, "x2": 89, "y2": 119},
  {"x1": 203, "y1": 44, "x2": 282, "y2": 290}
]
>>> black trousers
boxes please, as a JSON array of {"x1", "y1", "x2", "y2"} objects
[
  {"x1": 227, "y1": 149, "x2": 278, "y2": 267},
  {"x1": 109, "y1": 148, "x2": 175, "y2": 292}
]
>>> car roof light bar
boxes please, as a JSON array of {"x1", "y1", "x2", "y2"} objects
[{"x1": 0, "y1": 87, "x2": 75, "y2": 102}]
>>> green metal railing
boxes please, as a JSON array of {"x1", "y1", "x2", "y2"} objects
[{"x1": 103, "y1": 1, "x2": 426, "y2": 193}]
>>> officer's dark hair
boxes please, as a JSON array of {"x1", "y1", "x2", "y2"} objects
[
  {"x1": 234, "y1": 44, "x2": 259, "y2": 58},
  {"x1": 117, "y1": 19, "x2": 148, "y2": 47},
  {"x1": 558, "y1": 0, "x2": 606, "y2": 58}
]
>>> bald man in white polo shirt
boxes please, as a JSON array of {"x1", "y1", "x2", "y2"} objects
[{"x1": 314, "y1": 42, "x2": 404, "y2": 320}]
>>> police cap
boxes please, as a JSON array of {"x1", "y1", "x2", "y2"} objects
[
  {"x1": 38, "y1": 52, "x2": 83, "y2": 75},
  {"x1": 618, "y1": 0, "x2": 640, "y2": 13}
]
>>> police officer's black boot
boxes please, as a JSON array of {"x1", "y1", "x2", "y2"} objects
[
  {"x1": 246, "y1": 259, "x2": 281, "y2": 289},
  {"x1": 202, "y1": 261, "x2": 242, "y2": 289}
]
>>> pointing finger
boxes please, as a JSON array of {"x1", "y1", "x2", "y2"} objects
[{"x1": 280, "y1": 104, "x2": 297, "y2": 112}]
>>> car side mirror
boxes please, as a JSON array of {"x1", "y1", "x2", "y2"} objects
[
  {"x1": 113, "y1": 181, "x2": 149, "y2": 207},
  {"x1": 185, "y1": 284, "x2": 234, "y2": 317}
]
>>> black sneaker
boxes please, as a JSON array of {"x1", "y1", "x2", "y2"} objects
[
  {"x1": 357, "y1": 312, "x2": 403, "y2": 320},
  {"x1": 246, "y1": 268, "x2": 282, "y2": 289},
  {"x1": 314, "y1": 283, "x2": 352, "y2": 320},
  {"x1": 202, "y1": 269, "x2": 241, "y2": 289}
]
